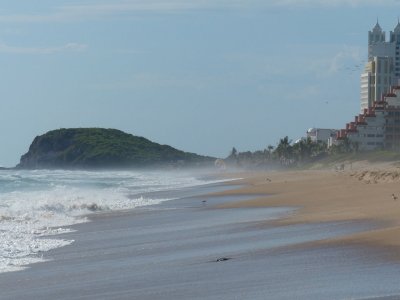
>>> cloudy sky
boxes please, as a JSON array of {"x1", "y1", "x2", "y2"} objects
[{"x1": 0, "y1": 0, "x2": 399, "y2": 166}]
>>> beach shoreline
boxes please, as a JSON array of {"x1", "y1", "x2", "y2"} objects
[
  {"x1": 212, "y1": 161, "x2": 400, "y2": 261},
  {"x1": 2, "y1": 166, "x2": 400, "y2": 299}
]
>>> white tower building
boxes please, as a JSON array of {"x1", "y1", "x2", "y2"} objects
[
  {"x1": 361, "y1": 56, "x2": 394, "y2": 109},
  {"x1": 361, "y1": 21, "x2": 398, "y2": 112},
  {"x1": 389, "y1": 21, "x2": 400, "y2": 79},
  {"x1": 368, "y1": 22, "x2": 394, "y2": 59}
]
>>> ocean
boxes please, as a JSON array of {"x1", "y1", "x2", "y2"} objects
[
  {"x1": 2, "y1": 169, "x2": 400, "y2": 299},
  {"x1": 0, "y1": 169, "x2": 225, "y2": 273}
]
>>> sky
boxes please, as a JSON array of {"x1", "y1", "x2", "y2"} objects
[{"x1": 0, "y1": 0, "x2": 400, "y2": 166}]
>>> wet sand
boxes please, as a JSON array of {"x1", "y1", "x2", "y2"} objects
[
  {"x1": 1, "y1": 168, "x2": 400, "y2": 299},
  {"x1": 216, "y1": 162, "x2": 400, "y2": 258}
]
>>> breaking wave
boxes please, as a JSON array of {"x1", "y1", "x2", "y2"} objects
[{"x1": 0, "y1": 169, "x2": 220, "y2": 273}]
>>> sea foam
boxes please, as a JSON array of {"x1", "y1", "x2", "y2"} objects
[{"x1": 0, "y1": 169, "x2": 219, "y2": 273}]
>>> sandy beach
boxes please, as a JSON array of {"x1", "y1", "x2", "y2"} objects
[
  {"x1": 2, "y1": 165, "x2": 400, "y2": 299},
  {"x1": 216, "y1": 161, "x2": 400, "y2": 259}
]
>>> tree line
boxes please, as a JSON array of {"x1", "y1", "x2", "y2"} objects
[{"x1": 225, "y1": 136, "x2": 356, "y2": 169}]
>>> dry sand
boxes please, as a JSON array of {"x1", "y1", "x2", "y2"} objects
[{"x1": 214, "y1": 161, "x2": 400, "y2": 259}]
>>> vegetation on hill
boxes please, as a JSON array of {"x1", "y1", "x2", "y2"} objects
[{"x1": 17, "y1": 128, "x2": 214, "y2": 169}]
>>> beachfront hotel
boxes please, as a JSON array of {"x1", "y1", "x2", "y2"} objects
[
  {"x1": 333, "y1": 21, "x2": 400, "y2": 151},
  {"x1": 361, "y1": 21, "x2": 400, "y2": 111}
]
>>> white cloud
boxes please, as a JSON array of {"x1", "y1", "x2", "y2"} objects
[
  {"x1": 301, "y1": 45, "x2": 364, "y2": 78},
  {"x1": 270, "y1": 0, "x2": 400, "y2": 7},
  {"x1": 0, "y1": 0, "x2": 398, "y2": 23},
  {"x1": 327, "y1": 46, "x2": 363, "y2": 74},
  {"x1": 0, "y1": 1, "x2": 240, "y2": 23},
  {"x1": 0, "y1": 42, "x2": 87, "y2": 54}
]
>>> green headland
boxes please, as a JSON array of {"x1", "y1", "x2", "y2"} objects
[{"x1": 17, "y1": 128, "x2": 214, "y2": 169}]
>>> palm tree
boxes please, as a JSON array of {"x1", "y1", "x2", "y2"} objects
[
  {"x1": 267, "y1": 145, "x2": 274, "y2": 160},
  {"x1": 275, "y1": 136, "x2": 293, "y2": 163},
  {"x1": 293, "y1": 139, "x2": 308, "y2": 162}
]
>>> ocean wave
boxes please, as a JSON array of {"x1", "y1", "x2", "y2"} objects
[{"x1": 0, "y1": 169, "x2": 220, "y2": 273}]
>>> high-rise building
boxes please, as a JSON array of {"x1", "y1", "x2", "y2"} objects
[
  {"x1": 368, "y1": 22, "x2": 393, "y2": 60},
  {"x1": 360, "y1": 56, "x2": 394, "y2": 110},
  {"x1": 361, "y1": 21, "x2": 400, "y2": 111},
  {"x1": 334, "y1": 21, "x2": 400, "y2": 151},
  {"x1": 389, "y1": 21, "x2": 400, "y2": 78}
]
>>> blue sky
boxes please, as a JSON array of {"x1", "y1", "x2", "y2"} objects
[{"x1": 0, "y1": 0, "x2": 400, "y2": 166}]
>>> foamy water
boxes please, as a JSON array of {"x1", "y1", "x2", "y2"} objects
[{"x1": 0, "y1": 169, "x2": 221, "y2": 273}]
